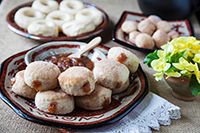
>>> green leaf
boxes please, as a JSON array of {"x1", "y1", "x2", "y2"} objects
[
  {"x1": 168, "y1": 51, "x2": 185, "y2": 63},
  {"x1": 189, "y1": 75, "x2": 200, "y2": 96},
  {"x1": 144, "y1": 50, "x2": 159, "y2": 67},
  {"x1": 166, "y1": 66, "x2": 177, "y2": 73}
]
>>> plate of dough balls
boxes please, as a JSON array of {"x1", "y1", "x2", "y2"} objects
[
  {"x1": 113, "y1": 11, "x2": 193, "y2": 52},
  {"x1": 6, "y1": 0, "x2": 109, "y2": 42},
  {"x1": 0, "y1": 40, "x2": 148, "y2": 129}
]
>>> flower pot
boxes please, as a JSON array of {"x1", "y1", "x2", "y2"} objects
[{"x1": 165, "y1": 76, "x2": 196, "y2": 101}]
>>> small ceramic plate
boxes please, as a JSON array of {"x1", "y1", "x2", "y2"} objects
[
  {"x1": 113, "y1": 11, "x2": 194, "y2": 52},
  {"x1": 6, "y1": 1, "x2": 109, "y2": 42},
  {"x1": 0, "y1": 42, "x2": 148, "y2": 129}
]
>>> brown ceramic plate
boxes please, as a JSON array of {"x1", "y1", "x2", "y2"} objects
[
  {"x1": 113, "y1": 11, "x2": 194, "y2": 52},
  {"x1": 6, "y1": 1, "x2": 109, "y2": 42},
  {"x1": 0, "y1": 43, "x2": 148, "y2": 129}
]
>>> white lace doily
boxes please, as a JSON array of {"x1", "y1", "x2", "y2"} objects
[{"x1": 83, "y1": 92, "x2": 181, "y2": 133}]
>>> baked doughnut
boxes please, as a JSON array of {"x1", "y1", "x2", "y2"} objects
[
  {"x1": 168, "y1": 30, "x2": 179, "y2": 39},
  {"x1": 75, "y1": 85, "x2": 112, "y2": 110},
  {"x1": 121, "y1": 20, "x2": 138, "y2": 34},
  {"x1": 138, "y1": 19, "x2": 156, "y2": 35},
  {"x1": 46, "y1": 10, "x2": 73, "y2": 30},
  {"x1": 152, "y1": 30, "x2": 170, "y2": 48},
  {"x1": 93, "y1": 59, "x2": 130, "y2": 94},
  {"x1": 148, "y1": 15, "x2": 161, "y2": 24},
  {"x1": 58, "y1": 66, "x2": 95, "y2": 96},
  {"x1": 24, "y1": 61, "x2": 61, "y2": 91},
  {"x1": 27, "y1": 20, "x2": 59, "y2": 37},
  {"x1": 59, "y1": 0, "x2": 84, "y2": 15},
  {"x1": 129, "y1": 31, "x2": 140, "y2": 43},
  {"x1": 75, "y1": 7, "x2": 103, "y2": 26},
  {"x1": 14, "y1": 7, "x2": 45, "y2": 29},
  {"x1": 135, "y1": 33, "x2": 155, "y2": 49},
  {"x1": 12, "y1": 70, "x2": 37, "y2": 99},
  {"x1": 32, "y1": 0, "x2": 59, "y2": 14},
  {"x1": 62, "y1": 20, "x2": 95, "y2": 36},
  {"x1": 107, "y1": 47, "x2": 139, "y2": 73},
  {"x1": 35, "y1": 90, "x2": 74, "y2": 114},
  {"x1": 156, "y1": 20, "x2": 172, "y2": 33}
]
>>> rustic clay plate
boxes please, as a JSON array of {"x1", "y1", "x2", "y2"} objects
[
  {"x1": 6, "y1": 1, "x2": 109, "y2": 42},
  {"x1": 113, "y1": 11, "x2": 194, "y2": 52},
  {"x1": 0, "y1": 43, "x2": 148, "y2": 129}
]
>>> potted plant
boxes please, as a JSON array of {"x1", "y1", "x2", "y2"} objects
[{"x1": 144, "y1": 36, "x2": 200, "y2": 101}]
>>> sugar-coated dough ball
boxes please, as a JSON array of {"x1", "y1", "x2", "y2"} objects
[
  {"x1": 46, "y1": 10, "x2": 74, "y2": 30},
  {"x1": 152, "y1": 30, "x2": 170, "y2": 48},
  {"x1": 62, "y1": 20, "x2": 95, "y2": 36},
  {"x1": 75, "y1": 85, "x2": 112, "y2": 110},
  {"x1": 14, "y1": 7, "x2": 45, "y2": 29},
  {"x1": 147, "y1": 15, "x2": 161, "y2": 24},
  {"x1": 93, "y1": 59, "x2": 130, "y2": 94},
  {"x1": 121, "y1": 20, "x2": 138, "y2": 34},
  {"x1": 35, "y1": 90, "x2": 74, "y2": 114},
  {"x1": 58, "y1": 66, "x2": 95, "y2": 96},
  {"x1": 138, "y1": 19, "x2": 156, "y2": 35},
  {"x1": 107, "y1": 47, "x2": 139, "y2": 73},
  {"x1": 32, "y1": 0, "x2": 58, "y2": 14},
  {"x1": 168, "y1": 30, "x2": 179, "y2": 39},
  {"x1": 12, "y1": 70, "x2": 37, "y2": 99},
  {"x1": 156, "y1": 20, "x2": 172, "y2": 33},
  {"x1": 129, "y1": 31, "x2": 140, "y2": 43},
  {"x1": 75, "y1": 7, "x2": 103, "y2": 26},
  {"x1": 24, "y1": 61, "x2": 61, "y2": 91},
  {"x1": 59, "y1": 0, "x2": 84, "y2": 15},
  {"x1": 27, "y1": 20, "x2": 59, "y2": 37},
  {"x1": 135, "y1": 33, "x2": 155, "y2": 49}
]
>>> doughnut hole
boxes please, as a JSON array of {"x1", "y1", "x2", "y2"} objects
[
  {"x1": 135, "y1": 33, "x2": 155, "y2": 49},
  {"x1": 152, "y1": 30, "x2": 170, "y2": 48}
]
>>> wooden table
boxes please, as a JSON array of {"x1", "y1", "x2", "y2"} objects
[{"x1": 1, "y1": 0, "x2": 200, "y2": 133}]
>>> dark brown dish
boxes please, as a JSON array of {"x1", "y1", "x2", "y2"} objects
[{"x1": 6, "y1": 1, "x2": 109, "y2": 42}]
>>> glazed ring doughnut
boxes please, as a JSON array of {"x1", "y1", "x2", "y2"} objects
[
  {"x1": 32, "y1": 0, "x2": 59, "y2": 14},
  {"x1": 27, "y1": 20, "x2": 59, "y2": 37},
  {"x1": 59, "y1": 0, "x2": 84, "y2": 15},
  {"x1": 75, "y1": 7, "x2": 103, "y2": 26},
  {"x1": 61, "y1": 20, "x2": 95, "y2": 36},
  {"x1": 35, "y1": 90, "x2": 74, "y2": 114},
  {"x1": 14, "y1": 7, "x2": 45, "y2": 29},
  {"x1": 46, "y1": 10, "x2": 73, "y2": 30}
]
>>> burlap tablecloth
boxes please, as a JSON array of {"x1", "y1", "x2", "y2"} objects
[{"x1": 0, "y1": 0, "x2": 200, "y2": 133}]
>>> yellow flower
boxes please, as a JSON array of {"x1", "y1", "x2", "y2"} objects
[
  {"x1": 194, "y1": 63, "x2": 200, "y2": 84},
  {"x1": 193, "y1": 54, "x2": 200, "y2": 64},
  {"x1": 151, "y1": 59, "x2": 171, "y2": 72},
  {"x1": 154, "y1": 72, "x2": 164, "y2": 81},
  {"x1": 173, "y1": 57, "x2": 195, "y2": 71}
]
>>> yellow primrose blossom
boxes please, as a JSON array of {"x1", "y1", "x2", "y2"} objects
[
  {"x1": 151, "y1": 59, "x2": 171, "y2": 72},
  {"x1": 193, "y1": 54, "x2": 200, "y2": 63},
  {"x1": 154, "y1": 72, "x2": 164, "y2": 81},
  {"x1": 172, "y1": 57, "x2": 195, "y2": 71},
  {"x1": 194, "y1": 63, "x2": 200, "y2": 83}
]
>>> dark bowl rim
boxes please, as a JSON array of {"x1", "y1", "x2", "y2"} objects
[
  {"x1": 112, "y1": 11, "x2": 195, "y2": 53},
  {"x1": 0, "y1": 46, "x2": 149, "y2": 129},
  {"x1": 6, "y1": 1, "x2": 110, "y2": 42}
]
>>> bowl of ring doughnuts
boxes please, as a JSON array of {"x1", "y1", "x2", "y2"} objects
[
  {"x1": 0, "y1": 40, "x2": 148, "y2": 128},
  {"x1": 6, "y1": 0, "x2": 109, "y2": 41},
  {"x1": 113, "y1": 11, "x2": 193, "y2": 52}
]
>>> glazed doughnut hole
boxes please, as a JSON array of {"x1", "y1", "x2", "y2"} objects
[
  {"x1": 138, "y1": 19, "x2": 156, "y2": 35},
  {"x1": 32, "y1": 0, "x2": 59, "y2": 14},
  {"x1": 59, "y1": 0, "x2": 84, "y2": 15},
  {"x1": 121, "y1": 20, "x2": 138, "y2": 34},
  {"x1": 152, "y1": 30, "x2": 170, "y2": 48},
  {"x1": 135, "y1": 33, "x2": 155, "y2": 49},
  {"x1": 14, "y1": 7, "x2": 45, "y2": 29},
  {"x1": 27, "y1": 20, "x2": 59, "y2": 37}
]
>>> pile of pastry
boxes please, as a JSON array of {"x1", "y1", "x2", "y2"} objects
[
  {"x1": 11, "y1": 47, "x2": 139, "y2": 115},
  {"x1": 121, "y1": 15, "x2": 179, "y2": 49},
  {"x1": 14, "y1": 0, "x2": 103, "y2": 37}
]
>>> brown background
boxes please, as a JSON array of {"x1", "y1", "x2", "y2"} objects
[{"x1": 1, "y1": 0, "x2": 200, "y2": 133}]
